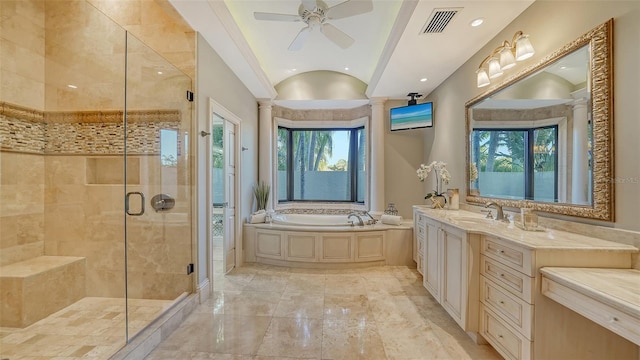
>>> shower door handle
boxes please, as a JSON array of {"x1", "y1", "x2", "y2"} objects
[{"x1": 125, "y1": 192, "x2": 145, "y2": 216}]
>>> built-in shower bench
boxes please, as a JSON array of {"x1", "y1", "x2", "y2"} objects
[{"x1": 0, "y1": 255, "x2": 86, "y2": 327}]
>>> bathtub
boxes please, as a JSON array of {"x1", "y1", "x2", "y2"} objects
[
  {"x1": 243, "y1": 214, "x2": 414, "y2": 268},
  {"x1": 271, "y1": 213, "x2": 353, "y2": 227}
]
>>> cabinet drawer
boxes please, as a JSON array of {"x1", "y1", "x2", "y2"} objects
[
  {"x1": 481, "y1": 275, "x2": 534, "y2": 339},
  {"x1": 480, "y1": 306, "x2": 532, "y2": 360},
  {"x1": 482, "y1": 236, "x2": 533, "y2": 276},
  {"x1": 481, "y1": 256, "x2": 534, "y2": 302}
]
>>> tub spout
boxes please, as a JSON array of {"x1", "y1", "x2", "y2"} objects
[{"x1": 348, "y1": 213, "x2": 364, "y2": 226}]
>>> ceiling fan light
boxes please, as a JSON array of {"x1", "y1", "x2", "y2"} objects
[
  {"x1": 487, "y1": 57, "x2": 503, "y2": 79},
  {"x1": 476, "y1": 68, "x2": 490, "y2": 88},
  {"x1": 499, "y1": 47, "x2": 516, "y2": 70},
  {"x1": 515, "y1": 34, "x2": 535, "y2": 61}
]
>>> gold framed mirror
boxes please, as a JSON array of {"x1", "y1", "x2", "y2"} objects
[{"x1": 465, "y1": 19, "x2": 613, "y2": 221}]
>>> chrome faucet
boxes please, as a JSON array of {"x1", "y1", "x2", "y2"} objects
[
  {"x1": 348, "y1": 213, "x2": 364, "y2": 226},
  {"x1": 485, "y1": 201, "x2": 508, "y2": 222},
  {"x1": 362, "y1": 212, "x2": 377, "y2": 225}
]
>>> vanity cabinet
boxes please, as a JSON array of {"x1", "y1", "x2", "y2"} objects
[
  {"x1": 413, "y1": 207, "x2": 637, "y2": 360},
  {"x1": 479, "y1": 235, "x2": 534, "y2": 360},
  {"x1": 413, "y1": 210, "x2": 426, "y2": 275},
  {"x1": 416, "y1": 211, "x2": 479, "y2": 332},
  {"x1": 477, "y1": 235, "x2": 636, "y2": 360}
]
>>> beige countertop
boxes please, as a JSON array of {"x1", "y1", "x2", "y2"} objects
[
  {"x1": 540, "y1": 267, "x2": 640, "y2": 320},
  {"x1": 414, "y1": 206, "x2": 639, "y2": 252}
]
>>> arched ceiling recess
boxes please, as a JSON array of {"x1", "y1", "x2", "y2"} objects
[{"x1": 274, "y1": 70, "x2": 369, "y2": 109}]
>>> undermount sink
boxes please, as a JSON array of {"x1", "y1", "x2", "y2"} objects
[{"x1": 449, "y1": 216, "x2": 498, "y2": 225}]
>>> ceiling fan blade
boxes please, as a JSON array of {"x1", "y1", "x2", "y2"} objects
[
  {"x1": 326, "y1": 0, "x2": 373, "y2": 20},
  {"x1": 301, "y1": 0, "x2": 318, "y2": 11},
  {"x1": 320, "y1": 23, "x2": 354, "y2": 49},
  {"x1": 288, "y1": 26, "x2": 311, "y2": 51},
  {"x1": 254, "y1": 12, "x2": 301, "y2": 22}
]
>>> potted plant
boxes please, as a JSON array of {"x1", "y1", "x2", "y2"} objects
[
  {"x1": 253, "y1": 181, "x2": 270, "y2": 211},
  {"x1": 417, "y1": 161, "x2": 451, "y2": 209}
]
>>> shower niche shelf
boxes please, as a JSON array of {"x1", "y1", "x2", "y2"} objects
[{"x1": 86, "y1": 157, "x2": 140, "y2": 184}]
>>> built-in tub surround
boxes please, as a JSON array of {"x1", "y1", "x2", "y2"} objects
[
  {"x1": 244, "y1": 210, "x2": 412, "y2": 267},
  {"x1": 244, "y1": 216, "x2": 413, "y2": 268}
]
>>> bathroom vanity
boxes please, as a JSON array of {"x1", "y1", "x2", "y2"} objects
[{"x1": 413, "y1": 206, "x2": 639, "y2": 360}]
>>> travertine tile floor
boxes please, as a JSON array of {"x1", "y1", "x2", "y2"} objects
[
  {"x1": 146, "y1": 263, "x2": 501, "y2": 359},
  {"x1": 0, "y1": 297, "x2": 175, "y2": 359}
]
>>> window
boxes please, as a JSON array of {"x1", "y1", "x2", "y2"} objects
[
  {"x1": 277, "y1": 126, "x2": 366, "y2": 203},
  {"x1": 471, "y1": 125, "x2": 558, "y2": 201}
]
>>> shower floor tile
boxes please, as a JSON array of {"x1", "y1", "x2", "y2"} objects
[{"x1": 0, "y1": 297, "x2": 175, "y2": 360}]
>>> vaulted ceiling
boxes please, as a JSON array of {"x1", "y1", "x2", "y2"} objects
[{"x1": 170, "y1": 0, "x2": 534, "y2": 106}]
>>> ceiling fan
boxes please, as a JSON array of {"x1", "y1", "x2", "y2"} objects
[{"x1": 254, "y1": 0, "x2": 373, "y2": 51}]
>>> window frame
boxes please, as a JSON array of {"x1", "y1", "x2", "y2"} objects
[
  {"x1": 471, "y1": 124, "x2": 559, "y2": 201},
  {"x1": 274, "y1": 117, "x2": 368, "y2": 207}
]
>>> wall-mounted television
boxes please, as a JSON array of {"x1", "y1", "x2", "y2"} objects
[{"x1": 390, "y1": 102, "x2": 433, "y2": 131}]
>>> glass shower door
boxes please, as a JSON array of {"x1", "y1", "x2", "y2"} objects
[{"x1": 123, "y1": 33, "x2": 193, "y2": 340}]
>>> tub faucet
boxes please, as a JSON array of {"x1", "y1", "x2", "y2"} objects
[
  {"x1": 362, "y1": 212, "x2": 377, "y2": 225},
  {"x1": 485, "y1": 201, "x2": 508, "y2": 222},
  {"x1": 348, "y1": 213, "x2": 364, "y2": 226}
]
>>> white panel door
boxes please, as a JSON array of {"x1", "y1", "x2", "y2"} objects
[{"x1": 223, "y1": 119, "x2": 236, "y2": 273}]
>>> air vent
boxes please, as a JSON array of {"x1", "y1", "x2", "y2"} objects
[{"x1": 421, "y1": 8, "x2": 461, "y2": 34}]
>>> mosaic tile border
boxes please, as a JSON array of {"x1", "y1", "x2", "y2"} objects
[
  {"x1": 277, "y1": 208, "x2": 368, "y2": 215},
  {"x1": 0, "y1": 102, "x2": 182, "y2": 155}
]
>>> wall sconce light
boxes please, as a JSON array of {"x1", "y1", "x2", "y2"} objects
[{"x1": 476, "y1": 31, "x2": 535, "y2": 88}]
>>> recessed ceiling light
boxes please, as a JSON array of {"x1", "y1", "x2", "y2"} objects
[
  {"x1": 344, "y1": 67, "x2": 349, "y2": 71},
  {"x1": 470, "y1": 18, "x2": 484, "y2": 27},
  {"x1": 560, "y1": 66, "x2": 567, "y2": 70},
  {"x1": 157, "y1": 71, "x2": 163, "y2": 75},
  {"x1": 67, "y1": 84, "x2": 77, "y2": 89},
  {"x1": 420, "y1": 78, "x2": 428, "y2": 82},
  {"x1": 291, "y1": 68, "x2": 297, "y2": 72}
]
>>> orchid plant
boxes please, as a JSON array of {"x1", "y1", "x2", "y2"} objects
[{"x1": 417, "y1": 161, "x2": 451, "y2": 200}]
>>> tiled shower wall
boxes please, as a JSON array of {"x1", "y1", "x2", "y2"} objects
[
  {"x1": 1, "y1": 0, "x2": 195, "y2": 300},
  {"x1": 0, "y1": 102, "x2": 190, "y2": 299}
]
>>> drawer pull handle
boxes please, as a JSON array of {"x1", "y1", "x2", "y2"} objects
[
  {"x1": 499, "y1": 300, "x2": 505, "y2": 304},
  {"x1": 497, "y1": 249, "x2": 504, "y2": 253},
  {"x1": 498, "y1": 335, "x2": 504, "y2": 339},
  {"x1": 612, "y1": 317, "x2": 619, "y2": 322},
  {"x1": 500, "y1": 273, "x2": 505, "y2": 277}
]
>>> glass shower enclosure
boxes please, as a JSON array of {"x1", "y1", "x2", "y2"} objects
[{"x1": 0, "y1": 0, "x2": 193, "y2": 357}]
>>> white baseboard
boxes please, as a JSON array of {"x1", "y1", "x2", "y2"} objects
[{"x1": 197, "y1": 278, "x2": 211, "y2": 303}]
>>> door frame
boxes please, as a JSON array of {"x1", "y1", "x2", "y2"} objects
[{"x1": 206, "y1": 98, "x2": 242, "y2": 285}]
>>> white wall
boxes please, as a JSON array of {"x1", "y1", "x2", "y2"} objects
[
  {"x1": 195, "y1": 33, "x2": 258, "y2": 285},
  {"x1": 424, "y1": 1, "x2": 640, "y2": 231},
  {"x1": 384, "y1": 99, "x2": 427, "y2": 218}
]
